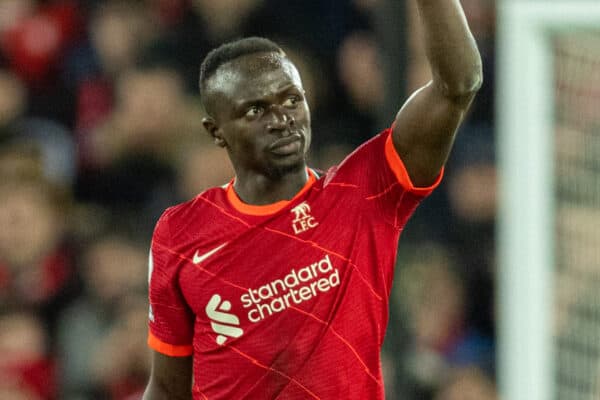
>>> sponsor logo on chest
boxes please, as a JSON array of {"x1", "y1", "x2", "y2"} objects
[
  {"x1": 205, "y1": 254, "x2": 339, "y2": 345},
  {"x1": 291, "y1": 201, "x2": 318, "y2": 234}
]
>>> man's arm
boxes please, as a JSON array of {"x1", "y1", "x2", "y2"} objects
[
  {"x1": 392, "y1": 0, "x2": 483, "y2": 187},
  {"x1": 143, "y1": 351, "x2": 193, "y2": 400}
]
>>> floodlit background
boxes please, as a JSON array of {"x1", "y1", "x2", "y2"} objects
[{"x1": 0, "y1": 1, "x2": 498, "y2": 399}]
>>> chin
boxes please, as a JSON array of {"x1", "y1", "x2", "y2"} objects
[{"x1": 266, "y1": 158, "x2": 306, "y2": 179}]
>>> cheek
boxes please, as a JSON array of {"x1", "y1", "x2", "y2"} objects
[
  {"x1": 304, "y1": 131, "x2": 312, "y2": 154},
  {"x1": 299, "y1": 109, "x2": 312, "y2": 148},
  {"x1": 297, "y1": 105, "x2": 311, "y2": 125},
  {"x1": 224, "y1": 125, "x2": 264, "y2": 155}
]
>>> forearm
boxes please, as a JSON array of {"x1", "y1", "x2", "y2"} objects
[
  {"x1": 142, "y1": 382, "x2": 167, "y2": 400},
  {"x1": 414, "y1": 0, "x2": 482, "y2": 97},
  {"x1": 143, "y1": 352, "x2": 193, "y2": 400},
  {"x1": 143, "y1": 380, "x2": 191, "y2": 400}
]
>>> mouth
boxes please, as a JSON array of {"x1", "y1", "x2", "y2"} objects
[{"x1": 269, "y1": 133, "x2": 303, "y2": 156}]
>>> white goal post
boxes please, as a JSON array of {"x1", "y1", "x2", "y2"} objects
[{"x1": 498, "y1": 1, "x2": 600, "y2": 400}]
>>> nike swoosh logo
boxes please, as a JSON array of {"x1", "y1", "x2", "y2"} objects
[{"x1": 193, "y1": 243, "x2": 228, "y2": 264}]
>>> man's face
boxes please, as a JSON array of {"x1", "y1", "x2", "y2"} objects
[{"x1": 204, "y1": 53, "x2": 312, "y2": 178}]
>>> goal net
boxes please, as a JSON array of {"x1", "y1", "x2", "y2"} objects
[
  {"x1": 498, "y1": 2, "x2": 600, "y2": 400},
  {"x1": 554, "y1": 31, "x2": 600, "y2": 400}
]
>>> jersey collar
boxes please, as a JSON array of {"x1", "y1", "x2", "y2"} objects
[{"x1": 226, "y1": 168, "x2": 317, "y2": 216}]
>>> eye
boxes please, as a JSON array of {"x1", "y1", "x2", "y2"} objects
[
  {"x1": 245, "y1": 105, "x2": 263, "y2": 118},
  {"x1": 282, "y1": 96, "x2": 300, "y2": 108}
]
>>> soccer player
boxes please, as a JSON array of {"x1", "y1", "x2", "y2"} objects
[{"x1": 143, "y1": 0, "x2": 482, "y2": 398}]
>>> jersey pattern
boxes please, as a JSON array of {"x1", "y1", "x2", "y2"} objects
[{"x1": 148, "y1": 128, "x2": 442, "y2": 399}]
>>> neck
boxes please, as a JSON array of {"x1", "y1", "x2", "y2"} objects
[{"x1": 233, "y1": 165, "x2": 309, "y2": 205}]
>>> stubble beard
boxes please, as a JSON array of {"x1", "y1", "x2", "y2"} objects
[{"x1": 265, "y1": 156, "x2": 307, "y2": 180}]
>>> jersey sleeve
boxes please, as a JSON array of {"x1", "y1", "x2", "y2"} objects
[
  {"x1": 327, "y1": 127, "x2": 443, "y2": 228},
  {"x1": 147, "y1": 209, "x2": 194, "y2": 357}
]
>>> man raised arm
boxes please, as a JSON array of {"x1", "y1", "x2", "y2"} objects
[
  {"x1": 143, "y1": 1, "x2": 481, "y2": 399},
  {"x1": 393, "y1": 0, "x2": 482, "y2": 187}
]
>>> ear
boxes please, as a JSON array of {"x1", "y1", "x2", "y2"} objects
[{"x1": 202, "y1": 117, "x2": 226, "y2": 148}]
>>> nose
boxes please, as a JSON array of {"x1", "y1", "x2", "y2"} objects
[{"x1": 266, "y1": 105, "x2": 294, "y2": 134}]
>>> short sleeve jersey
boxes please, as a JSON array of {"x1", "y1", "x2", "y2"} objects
[{"x1": 148, "y1": 129, "x2": 442, "y2": 399}]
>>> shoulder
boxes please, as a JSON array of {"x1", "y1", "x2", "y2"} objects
[
  {"x1": 159, "y1": 186, "x2": 227, "y2": 223},
  {"x1": 317, "y1": 130, "x2": 390, "y2": 185},
  {"x1": 335, "y1": 129, "x2": 389, "y2": 170},
  {"x1": 153, "y1": 186, "x2": 227, "y2": 239}
]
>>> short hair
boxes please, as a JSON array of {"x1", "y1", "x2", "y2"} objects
[{"x1": 199, "y1": 37, "x2": 285, "y2": 102}]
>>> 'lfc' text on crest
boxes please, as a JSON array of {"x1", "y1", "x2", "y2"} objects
[{"x1": 291, "y1": 201, "x2": 318, "y2": 234}]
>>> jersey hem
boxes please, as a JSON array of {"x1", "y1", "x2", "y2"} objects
[
  {"x1": 147, "y1": 331, "x2": 193, "y2": 357},
  {"x1": 384, "y1": 131, "x2": 444, "y2": 196}
]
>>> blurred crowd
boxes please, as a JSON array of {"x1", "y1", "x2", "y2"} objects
[{"x1": 0, "y1": 0, "x2": 497, "y2": 399}]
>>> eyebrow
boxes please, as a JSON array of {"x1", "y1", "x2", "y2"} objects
[{"x1": 234, "y1": 84, "x2": 301, "y2": 109}]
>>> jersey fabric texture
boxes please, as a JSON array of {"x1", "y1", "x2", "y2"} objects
[{"x1": 147, "y1": 128, "x2": 442, "y2": 399}]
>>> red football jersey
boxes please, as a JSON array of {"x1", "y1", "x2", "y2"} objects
[{"x1": 148, "y1": 129, "x2": 442, "y2": 399}]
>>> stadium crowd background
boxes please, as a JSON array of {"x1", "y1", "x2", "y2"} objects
[{"x1": 0, "y1": 0, "x2": 497, "y2": 399}]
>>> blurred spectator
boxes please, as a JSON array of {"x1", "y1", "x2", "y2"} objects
[
  {"x1": 0, "y1": 69, "x2": 77, "y2": 186},
  {"x1": 137, "y1": 0, "x2": 263, "y2": 92},
  {"x1": 175, "y1": 140, "x2": 234, "y2": 201},
  {"x1": 0, "y1": 141, "x2": 41, "y2": 179},
  {"x1": 89, "y1": 297, "x2": 151, "y2": 400},
  {"x1": 88, "y1": 2, "x2": 153, "y2": 79},
  {"x1": 337, "y1": 31, "x2": 384, "y2": 116},
  {"x1": 13, "y1": 117, "x2": 77, "y2": 186},
  {"x1": 243, "y1": 0, "x2": 369, "y2": 59},
  {"x1": 0, "y1": 1, "x2": 36, "y2": 34},
  {"x1": 443, "y1": 124, "x2": 496, "y2": 338},
  {"x1": 0, "y1": 163, "x2": 76, "y2": 332},
  {"x1": 334, "y1": 30, "x2": 385, "y2": 145},
  {"x1": 0, "y1": 0, "x2": 81, "y2": 86},
  {"x1": 447, "y1": 162, "x2": 496, "y2": 224},
  {"x1": 445, "y1": 124, "x2": 496, "y2": 245},
  {"x1": 0, "y1": 0, "x2": 83, "y2": 125},
  {"x1": 69, "y1": 1, "x2": 155, "y2": 166},
  {"x1": 100, "y1": 66, "x2": 191, "y2": 162},
  {"x1": 191, "y1": 0, "x2": 263, "y2": 42},
  {"x1": 433, "y1": 367, "x2": 497, "y2": 400},
  {"x1": 0, "y1": 308, "x2": 57, "y2": 400},
  {"x1": 391, "y1": 242, "x2": 495, "y2": 397},
  {"x1": 56, "y1": 232, "x2": 148, "y2": 399},
  {"x1": 75, "y1": 65, "x2": 198, "y2": 234},
  {"x1": 0, "y1": 69, "x2": 27, "y2": 131}
]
